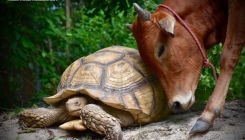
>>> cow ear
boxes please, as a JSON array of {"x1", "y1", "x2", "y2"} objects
[{"x1": 158, "y1": 16, "x2": 176, "y2": 37}]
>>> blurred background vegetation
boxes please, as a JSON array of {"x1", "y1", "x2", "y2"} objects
[{"x1": 0, "y1": 0, "x2": 244, "y2": 111}]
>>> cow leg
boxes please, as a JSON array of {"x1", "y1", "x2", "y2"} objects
[{"x1": 190, "y1": 0, "x2": 245, "y2": 134}]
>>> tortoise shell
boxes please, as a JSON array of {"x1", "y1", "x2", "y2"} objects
[{"x1": 44, "y1": 46, "x2": 169, "y2": 124}]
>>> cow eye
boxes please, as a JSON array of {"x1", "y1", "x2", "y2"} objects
[{"x1": 158, "y1": 45, "x2": 165, "y2": 58}]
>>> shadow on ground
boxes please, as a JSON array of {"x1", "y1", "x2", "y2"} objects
[{"x1": 0, "y1": 100, "x2": 244, "y2": 140}]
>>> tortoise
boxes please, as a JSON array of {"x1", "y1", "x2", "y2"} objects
[{"x1": 19, "y1": 46, "x2": 170, "y2": 140}]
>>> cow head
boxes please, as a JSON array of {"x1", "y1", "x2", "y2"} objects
[{"x1": 129, "y1": 3, "x2": 204, "y2": 112}]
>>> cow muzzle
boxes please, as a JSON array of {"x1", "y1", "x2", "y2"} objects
[{"x1": 168, "y1": 90, "x2": 195, "y2": 113}]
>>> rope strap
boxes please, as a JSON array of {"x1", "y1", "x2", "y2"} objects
[{"x1": 158, "y1": 4, "x2": 218, "y2": 82}]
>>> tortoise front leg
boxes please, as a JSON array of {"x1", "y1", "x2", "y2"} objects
[
  {"x1": 80, "y1": 104, "x2": 123, "y2": 140},
  {"x1": 19, "y1": 106, "x2": 75, "y2": 128}
]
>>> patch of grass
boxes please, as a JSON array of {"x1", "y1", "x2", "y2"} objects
[
  {"x1": 15, "y1": 135, "x2": 20, "y2": 140},
  {"x1": 18, "y1": 128, "x2": 36, "y2": 134},
  {"x1": 81, "y1": 133, "x2": 92, "y2": 140}
]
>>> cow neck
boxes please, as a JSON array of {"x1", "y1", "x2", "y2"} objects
[{"x1": 158, "y1": 4, "x2": 218, "y2": 82}]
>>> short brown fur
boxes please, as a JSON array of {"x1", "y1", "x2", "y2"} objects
[{"x1": 131, "y1": 0, "x2": 245, "y2": 134}]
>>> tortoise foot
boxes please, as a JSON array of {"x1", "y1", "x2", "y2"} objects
[
  {"x1": 81, "y1": 104, "x2": 123, "y2": 140},
  {"x1": 189, "y1": 118, "x2": 211, "y2": 134}
]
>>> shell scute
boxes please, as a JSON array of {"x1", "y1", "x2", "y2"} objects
[
  {"x1": 104, "y1": 60, "x2": 143, "y2": 92},
  {"x1": 58, "y1": 57, "x2": 83, "y2": 92},
  {"x1": 69, "y1": 63, "x2": 103, "y2": 88}
]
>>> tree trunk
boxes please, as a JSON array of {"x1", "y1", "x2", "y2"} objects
[
  {"x1": 65, "y1": 0, "x2": 71, "y2": 30},
  {"x1": 65, "y1": 0, "x2": 71, "y2": 62}
]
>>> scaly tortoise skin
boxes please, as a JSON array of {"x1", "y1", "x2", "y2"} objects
[{"x1": 19, "y1": 46, "x2": 170, "y2": 140}]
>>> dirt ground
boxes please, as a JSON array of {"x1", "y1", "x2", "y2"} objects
[{"x1": 0, "y1": 100, "x2": 244, "y2": 140}]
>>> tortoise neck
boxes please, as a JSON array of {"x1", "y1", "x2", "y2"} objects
[{"x1": 54, "y1": 105, "x2": 77, "y2": 124}]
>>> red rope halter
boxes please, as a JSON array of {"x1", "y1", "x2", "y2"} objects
[{"x1": 158, "y1": 4, "x2": 218, "y2": 82}]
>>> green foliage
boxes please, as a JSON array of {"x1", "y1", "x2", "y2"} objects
[
  {"x1": 196, "y1": 43, "x2": 245, "y2": 103},
  {"x1": 0, "y1": 0, "x2": 137, "y2": 109}
]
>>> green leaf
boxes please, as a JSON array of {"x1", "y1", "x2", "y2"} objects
[
  {"x1": 44, "y1": 30, "x2": 55, "y2": 36},
  {"x1": 28, "y1": 63, "x2": 34, "y2": 69},
  {"x1": 42, "y1": 51, "x2": 47, "y2": 57},
  {"x1": 21, "y1": 37, "x2": 35, "y2": 51},
  {"x1": 7, "y1": 112, "x2": 15, "y2": 120}
]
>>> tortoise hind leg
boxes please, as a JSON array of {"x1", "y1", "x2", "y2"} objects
[
  {"x1": 81, "y1": 104, "x2": 122, "y2": 140},
  {"x1": 19, "y1": 106, "x2": 74, "y2": 128}
]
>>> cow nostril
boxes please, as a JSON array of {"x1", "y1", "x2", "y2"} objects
[
  {"x1": 173, "y1": 101, "x2": 181, "y2": 109},
  {"x1": 172, "y1": 101, "x2": 182, "y2": 112}
]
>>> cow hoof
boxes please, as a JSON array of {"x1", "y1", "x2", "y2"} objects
[{"x1": 189, "y1": 118, "x2": 211, "y2": 134}]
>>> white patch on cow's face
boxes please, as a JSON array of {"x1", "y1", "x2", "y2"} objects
[
  {"x1": 169, "y1": 90, "x2": 195, "y2": 110},
  {"x1": 188, "y1": 92, "x2": 195, "y2": 108}
]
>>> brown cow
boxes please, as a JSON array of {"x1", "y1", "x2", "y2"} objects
[{"x1": 128, "y1": 0, "x2": 245, "y2": 134}]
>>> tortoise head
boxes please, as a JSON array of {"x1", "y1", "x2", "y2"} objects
[{"x1": 66, "y1": 96, "x2": 91, "y2": 117}]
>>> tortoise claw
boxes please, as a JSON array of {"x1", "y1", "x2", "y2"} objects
[{"x1": 189, "y1": 118, "x2": 211, "y2": 134}]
